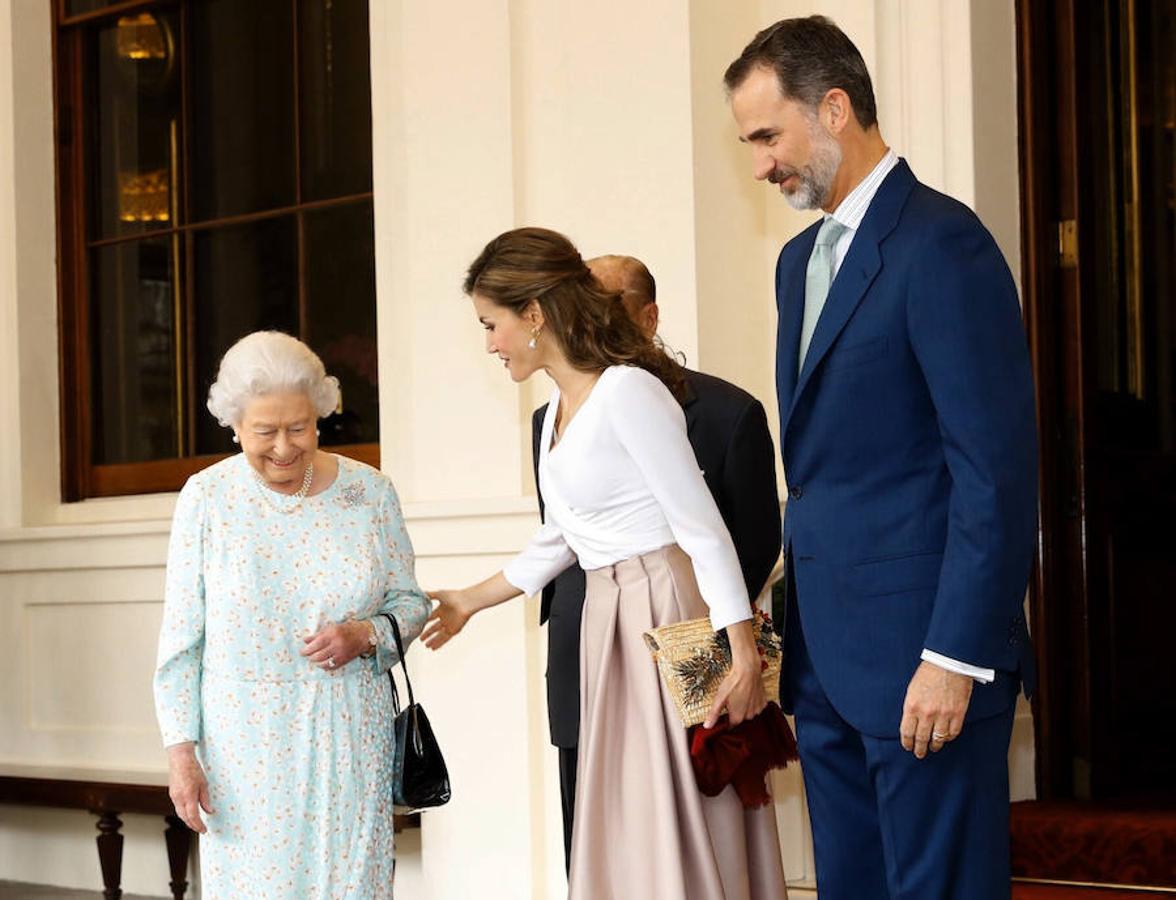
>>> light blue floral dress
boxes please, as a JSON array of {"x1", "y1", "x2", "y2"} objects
[{"x1": 154, "y1": 453, "x2": 431, "y2": 899}]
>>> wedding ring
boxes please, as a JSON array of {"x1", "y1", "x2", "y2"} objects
[
  {"x1": 932, "y1": 731, "x2": 950, "y2": 741},
  {"x1": 327, "y1": 656, "x2": 336, "y2": 668}
]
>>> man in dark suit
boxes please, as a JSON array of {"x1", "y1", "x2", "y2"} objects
[
  {"x1": 533, "y1": 253, "x2": 781, "y2": 870},
  {"x1": 725, "y1": 17, "x2": 1038, "y2": 900}
]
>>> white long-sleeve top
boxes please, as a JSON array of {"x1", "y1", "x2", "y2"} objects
[{"x1": 502, "y1": 365, "x2": 753, "y2": 632}]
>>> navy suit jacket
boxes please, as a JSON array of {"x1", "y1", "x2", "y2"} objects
[
  {"x1": 775, "y1": 159, "x2": 1038, "y2": 737},
  {"x1": 533, "y1": 369, "x2": 781, "y2": 748}
]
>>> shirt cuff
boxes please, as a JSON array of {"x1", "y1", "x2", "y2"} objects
[
  {"x1": 160, "y1": 726, "x2": 199, "y2": 748},
  {"x1": 502, "y1": 559, "x2": 543, "y2": 598},
  {"x1": 709, "y1": 604, "x2": 753, "y2": 633},
  {"x1": 920, "y1": 649, "x2": 995, "y2": 684}
]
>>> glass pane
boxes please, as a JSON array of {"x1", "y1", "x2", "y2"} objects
[
  {"x1": 188, "y1": 0, "x2": 295, "y2": 221},
  {"x1": 65, "y1": 0, "x2": 168, "y2": 17},
  {"x1": 87, "y1": 10, "x2": 180, "y2": 240},
  {"x1": 1090, "y1": 0, "x2": 1176, "y2": 453},
  {"x1": 299, "y1": 0, "x2": 373, "y2": 201},
  {"x1": 91, "y1": 237, "x2": 178, "y2": 464},
  {"x1": 304, "y1": 201, "x2": 378, "y2": 445},
  {"x1": 1135, "y1": 0, "x2": 1176, "y2": 452},
  {"x1": 192, "y1": 217, "x2": 299, "y2": 455},
  {"x1": 67, "y1": 0, "x2": 111, "y2": 14}
]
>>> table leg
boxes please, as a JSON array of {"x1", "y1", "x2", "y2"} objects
[
  {"x1": 95, "y1": 811, "x2": 123, "y2": 900},
  {"x1": 164, "y1": 814, "x2": 192, "y2": 900}
]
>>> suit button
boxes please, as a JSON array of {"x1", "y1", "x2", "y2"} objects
[
  {"x1": 788, "y1": 485, "x2": 803, "y2": 500},
  {"x1": 1008, "y1": 618, "x2": 1022, "y2": 647}
]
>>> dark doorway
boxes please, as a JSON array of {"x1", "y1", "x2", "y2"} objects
[
  {"x1": 1017, "y1": 0, "x2": 1176, "y2": 802},
  {"x1": 1016, "y1": 0, "x2": 1171, "y2": 800}
]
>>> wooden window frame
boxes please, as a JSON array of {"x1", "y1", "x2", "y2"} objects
[{"x1": 52, "y1": 0, "x2": 379, "y2": 501}]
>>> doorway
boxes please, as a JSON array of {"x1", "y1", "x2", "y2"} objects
[{"x1": 1017, "y1": 0, "x2": 1176, "y2": 802}]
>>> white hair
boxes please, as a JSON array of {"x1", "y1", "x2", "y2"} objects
[{"x1": 206, "y1": 331, "x2": 341, "y2": 427}]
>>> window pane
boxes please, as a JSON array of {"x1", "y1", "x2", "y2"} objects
[
  {"x1": 192, "y1": 217, "x2": 299, "y2": 455},
  {"x1": 299, "y1": 0, "x2": 373, "y2": 201},
  {"x1": 87, "y1": 10, "x2": 180, "y2": 241},
  {"x1": 66, "y1": 0, "x2": 109, "y2": 14},
  {"x1": 188, "y1": 0, "x2": 295, "y2": 221},
  {"x1": 91, "y1": 237, "x2": 178, "y2": 464},
  {"x1": 65, "y1": 0, "x2": 165, "y2": 17},
  {"x1": 304, "y1": 201, "x2": 379, "y2": 445}
]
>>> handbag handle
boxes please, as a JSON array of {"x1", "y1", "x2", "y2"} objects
[
  {"x1": 379, "y1": 612, "x2": 425, "y2": 756},
  {"x1": 378, "y1": 612, "x2": 416, "y2": 709}
]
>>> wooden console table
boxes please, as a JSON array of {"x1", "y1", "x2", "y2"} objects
[
  {"x1": 0, "y1": 764, "x2": 420, "y2": 898},
  {"x1": 0, "y1": 765, "x2": 189, "y2": 900}
]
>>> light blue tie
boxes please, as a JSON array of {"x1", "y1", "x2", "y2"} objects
[{"x1": 798, "y1": 217, "x2": 849, "y2": 376}]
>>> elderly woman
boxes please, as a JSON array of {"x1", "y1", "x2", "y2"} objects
[{"x1": 153, "y1": 331, "x2": 429, "y2": 899}]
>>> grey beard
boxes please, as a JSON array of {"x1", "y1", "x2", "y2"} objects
[
  {"x1": 778, "y1": 131, "x2": 842, "y2": 211},
  {"x1": 781, "y1": 171, "x2": 826, "y2": 211}
]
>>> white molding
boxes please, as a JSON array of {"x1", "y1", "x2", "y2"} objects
[
  {"x1": 0, "y1": 500, "x2": 541, "y2": 575},
  {"x1": 0, "y1": 761, "x2": 169, "y2": 783}
]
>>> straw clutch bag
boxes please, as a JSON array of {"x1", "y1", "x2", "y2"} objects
[{"x1": 643, "y1": 609, "x2": 782, "y2": 728}]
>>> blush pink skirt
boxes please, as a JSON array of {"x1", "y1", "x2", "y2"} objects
[{"x1": 570, "y1": 544, "x2": 788, "y2": 900}]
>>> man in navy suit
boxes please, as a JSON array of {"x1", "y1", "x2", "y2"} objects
[
  {"x1": 725, "y1": 16, "x2": 1037, "y2": 900},
  {"x1": 533, "y1": 254, "x2": 781, "y2": 871}
]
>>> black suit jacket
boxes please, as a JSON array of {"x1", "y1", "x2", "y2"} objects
[{"x1": 531, "y1": 368, "x2": 781, "y2": 748}]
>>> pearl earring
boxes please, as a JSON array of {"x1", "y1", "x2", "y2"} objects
[
  {"x1": 232, "y1": 434, "x2": 240, "y2": 444},
  {"x1": 316, "y1": 429, "x2": 321, "y2": 437},
  {"x1": 528, "y1": 328, "x2": 540, "y2": 350}
]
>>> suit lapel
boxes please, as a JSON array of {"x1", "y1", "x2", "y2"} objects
[{"x1": 781, "y1": 160, "x2": 917, "y2": 437}]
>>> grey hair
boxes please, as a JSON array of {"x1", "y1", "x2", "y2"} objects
[
  {"x1": 724, "y1": 15, "x2": 878, "y2": 129},
  {"x1": 206, "y1": 331, "x2": 341, "y2": 427}
]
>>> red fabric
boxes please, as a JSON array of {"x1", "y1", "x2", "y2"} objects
[
  {"x1": 1013, "y1": 887, "x2": 1171, "y2": 898},
  {"x1": 1011, "y1": 800, "x2": 1176, "y2": 887},
  {"x1": 689, "y1": 703, "x2": 798, "y2": 808}
]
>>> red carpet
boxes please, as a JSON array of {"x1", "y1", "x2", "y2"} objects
[
  {"x1": 1013, "y1": 887, "x2": 1172, "y2": 898},
  {"x1": 1011, "y1": 800, "x2": 1176, "y2": 895}
]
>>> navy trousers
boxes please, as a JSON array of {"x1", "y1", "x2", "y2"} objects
[{"x1": 785, "y1": 577, "x2": 1015, "y2": 899}]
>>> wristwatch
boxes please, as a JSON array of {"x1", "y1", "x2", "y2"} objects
[{"x1": 360, "y1": 619, "x2": 378, "y2": 658}]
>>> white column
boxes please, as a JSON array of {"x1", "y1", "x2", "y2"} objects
[
  {"x1": 0, "y1": 0, "x2": 58, "y2": 528},
  {"x1": 371, "y1": 1, "x2": 522, "y2": 507},
  {"x1": 0, "y1": 0, "x2": 21, "y2": 528}
]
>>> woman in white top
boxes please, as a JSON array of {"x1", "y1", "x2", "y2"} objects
[{"x1": 425, "y1": 227, "x2": 787, "y2": 899}]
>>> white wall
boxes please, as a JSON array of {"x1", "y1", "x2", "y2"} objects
[{"x1": 0, "y1": 1, "x2": 1028, "y2": 897}]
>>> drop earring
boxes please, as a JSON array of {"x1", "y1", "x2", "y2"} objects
[
  {"x1": 315, "y1": 429, "x2": 321, "y2": 437},
  {"x1": 231, "y1": 433, "x2": 240, "y2": 445},
  {"x1": 528, "y1": 327, "x2": 540, "y2": 350}
]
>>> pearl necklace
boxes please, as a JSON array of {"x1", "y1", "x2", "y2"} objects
[{"x1": 254, "y1": 462, "x2": 315, "y2": 513}]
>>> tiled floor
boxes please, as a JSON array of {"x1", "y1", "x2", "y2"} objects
[{"x1": 0, "y1": 882, "x2": 163, "y2": 900}]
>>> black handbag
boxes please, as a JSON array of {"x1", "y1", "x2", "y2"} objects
[{"x1": 379, "y1": 613, "x2": 452, "y2": 810}]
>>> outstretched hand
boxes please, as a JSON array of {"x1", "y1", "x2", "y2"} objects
[{"x1": 421, "y1": 590, "x2": 474, "y2": 650}]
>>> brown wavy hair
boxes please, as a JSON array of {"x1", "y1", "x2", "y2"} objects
[{"x1": 463, "y1": 227, "x2": 686, "y2": 401}]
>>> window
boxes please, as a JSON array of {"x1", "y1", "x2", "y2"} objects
[{"x1": 54, "y1": 0, "x2": 378, "y2": 499}]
